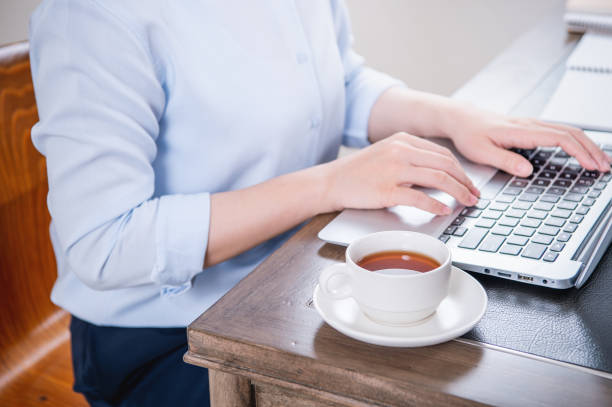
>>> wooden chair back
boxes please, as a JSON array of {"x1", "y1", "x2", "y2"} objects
[{"x1": 0, "y1": 41, "x2": 59, "y2": 376}]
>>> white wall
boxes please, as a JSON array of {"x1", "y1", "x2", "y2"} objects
[{"x1": 0, "y1": 0, "x2": 563, "y2": 96}]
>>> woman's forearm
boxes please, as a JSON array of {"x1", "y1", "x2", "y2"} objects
[
  {"x1": 367, "y1": 86, "x2": 464, "y2": 143},
  {"x1": 204, "y1": 164, "x2": 332, "y2": 267}
]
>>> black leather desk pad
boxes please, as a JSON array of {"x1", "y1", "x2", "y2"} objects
[{"x1": 462, "y1": 247, "x2": 612, "y2": 373}]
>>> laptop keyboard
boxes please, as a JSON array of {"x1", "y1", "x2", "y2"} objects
[{"x1": 439, "y1": 144, "x2": 612, "y2": 262}]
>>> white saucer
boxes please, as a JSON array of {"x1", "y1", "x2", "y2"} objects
[{"x1": 313, "y1": 266, "x2": 487, "y2": 347}]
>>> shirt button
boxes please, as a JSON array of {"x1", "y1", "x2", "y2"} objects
[
  {"x1": 296, "y1": 53, "x2": 308, "y2": 64},
  {"x1": 310, "y1": 117, "x2": 321, "y2": 129}
]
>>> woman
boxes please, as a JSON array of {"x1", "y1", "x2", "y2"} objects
[{"x1": 29, "y1": 0, "x2": 610, "y2": 406}]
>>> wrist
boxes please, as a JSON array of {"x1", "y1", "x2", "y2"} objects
[
  {"x1": 437, "y1": 99, "x2": 478, "y2": 141},
  {"x1": 307, "y1": 161, "x2": 342, "y2": 214}
]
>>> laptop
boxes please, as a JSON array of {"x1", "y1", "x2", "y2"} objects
[{"x1": 318, "y1": 131, "x2": 612, "y2": 289}]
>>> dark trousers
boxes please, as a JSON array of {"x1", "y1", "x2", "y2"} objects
[{"x1": 70, "y1": 316, "x2": 210, "y2": 407}]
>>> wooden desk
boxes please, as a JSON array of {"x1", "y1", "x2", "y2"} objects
[{"x1": 185, "y1": 11, "x2": 612, "y2": 407}]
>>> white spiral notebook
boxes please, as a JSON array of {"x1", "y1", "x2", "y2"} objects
[{"x1": 541, "y1": 32, "x2": 612, "y2": 132}]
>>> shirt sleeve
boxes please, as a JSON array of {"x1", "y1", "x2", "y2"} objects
[
  {"x1": 29, "y1": 0, "x2": 209, "y2": 293},
  {"x1": 331, "y1": 0, "x2": 405, "y2": 148}
]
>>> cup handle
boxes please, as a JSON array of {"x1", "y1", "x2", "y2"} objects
[{"x1": 319, "y1": 263, "x2": 352, "y2": 300}]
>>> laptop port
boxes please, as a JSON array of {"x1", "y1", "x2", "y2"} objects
[
  {"x1": 518, "y1": 274, "x2": 533, "y2": 282},
  {"x1": 497, "y1": 271, "x2": 512, "y2": 278}
]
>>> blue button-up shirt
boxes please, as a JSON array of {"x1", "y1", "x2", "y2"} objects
[{"x1": 29, "y1": 0, "x2": 401, "y2": 327}]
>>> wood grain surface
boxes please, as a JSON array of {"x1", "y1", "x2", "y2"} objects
[
  {"x1": 0, "y1": 41, "x2": 86, "y2": 407},
  {"x1": 186, "y1": 10, "x2": 612, "y2": 407}
]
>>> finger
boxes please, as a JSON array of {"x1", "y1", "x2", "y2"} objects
[
  {"x1": 503, "y1": 124, "x2": 599, "y2": 171},
  {"x1": 389, "y1": 187, "x2": 451, "y2": 215},
  {"x1": 402, "y1": 167, "x2": 478, "y2": 207},
  {"x1": 475, "y1": 144, "x2": 533, "y2": 177},
  {"x1": 393, "y1": 132, "x2": 460, "y2": 164},
  {"x1": 537, "y1": 121, "x2": 611, "y2": 171},
  {"x1": 403, "y1": 146, "x2": 480, "y2": 197}
]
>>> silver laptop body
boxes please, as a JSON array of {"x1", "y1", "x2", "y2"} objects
[{"x1": 318, "y1": 131, "x2": 612, "y2": 289}]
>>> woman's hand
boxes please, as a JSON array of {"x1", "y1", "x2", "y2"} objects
[
  {"x1": 449, "y1": 106, "x2": 612, "y2": 177},
  {"x1": 323, "y1": 132, "x2": 480, "y2": 215}
]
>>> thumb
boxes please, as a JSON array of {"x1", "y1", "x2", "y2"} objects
[{"x1": 479, "y1": 145, "x2": 533, "y2": 177}]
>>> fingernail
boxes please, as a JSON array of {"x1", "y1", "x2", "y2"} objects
[{"x1": 517, "y1": 162, "x2": 532, "y2": 175}]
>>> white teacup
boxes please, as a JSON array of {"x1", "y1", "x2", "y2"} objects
[{"x1": 319, "y1": 231, "x2": 452, "y2": 326}]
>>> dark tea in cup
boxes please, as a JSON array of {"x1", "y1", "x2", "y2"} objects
[{"x1": 357, "y1": 250, "x2": 440, "y2": 273}]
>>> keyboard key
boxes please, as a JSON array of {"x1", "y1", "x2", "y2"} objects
[
  {"x1": 532, "y1": 234, "x2": 554, "y2": 245},
  {"x1": 544, "y1": 217, "x2": 565, "y2": 227},
  {"x1": 570, "y1": 215, "x2": 584, "y2": 224},
  {"x1": 544, "y1": 163, "x2": 563, "y2": 172},
  {"x1": 514, "y1": 227, "x2": 535, "y2": 237},
  {"x1": 507, "y1": 235, "x2": 529, "y2": 246},
  {"x1": 549, "y1": 157, "x2": 568, "y2": 166},
  {"x1": 533, "y1": 179, "x2": 551, "y2": 187},
  {"x1": 503, "y1": 187, "x2": 522, "y2": 196},
  {"x1": 522, "y1": 243, "x2": 547, "y2": 260},
  {"x1": 510, "y1": 180, "x2": 528, "y2": 188},
  {"x1": 581, "y1": 171, "x2": 599, "y2": 179},
  {"x1": 539, "y1": 226, "x2": 560, "y2": 236},
  {"x1": 588, "y1": 190, "x2": 601, "y2": 198},
  {"x1": 519, "y1": 193, "x2": 539, "y2": 202},
  {"x1": 565, "y1": 163, "x2": 582, "y2": 173},
  {"x1": 444, "y1": 226, "x2": 457, "y2": 235},
  {"x1": 452, "y1": 217, "x2": 465, "y2": 226},
  {"x1": 564, "y1": 193, "x2": 583, "y2": 202},
  {"x1": 557, "y1": 232, "x2": 571, "y2": 242},
  {"x1": 559, "y1": 172, "x2": 578, "y2": 180},
  {"x1": 530, "y1": 157, "x2": 547, "y2": 167},
  {"x1": 551, "y1": 209, "x2": 572, "y2": 218},
  {"x1": 461, "y1": 208, "x2": 482, "y2": 218},
  {"x1": 594, "y1": 181, "x2": 607, "y2": 190},
  {"x1": 540, "y1": 195, "x2": 560, "y2": 203},
  {"x1": 458, "y1": 228, "x2": 489, "y2": 249},
  {"x1": 475, "y1": 199, "x2": 490, "y2": 209},
  {"x1": 543, "y1": 251, "x2": 558, "y2": 262},
  {"x1": 496, "y1": 194, "x2": 515, "y2": 203},
  {"x1": 475, "y1": 218, "x2": 496, "y2": 228},
  {"x1": 521, "y1": 218, "x2": 541, "y2": 228},
  {"x1": 563, "y1": 223, "x2": 578, "y2": 233},
  {"x1": 582, "y1": 198, "x2": 595, "y2": 206},
  {"x1": 602, "y1": 173, "x2": 612, "y2": 182},
  {"x1": 527, "y1": 210, "x2": 547, "y2": 219},
  {"x1": 526, "y1": 186, "x2": 545, "y2": 194},
  {"x1": 439, "y1": 234, "x2": 450, "y2": 243},
  {"x1": 540, "y1": 171, "x2": 556, "y2": 179},
  {"x1": 506, "y1": 209, "x2": 526, "y2": 218},
  {"x1": 550, "y1": 242, "x2": 565, "y2": 252},
  {"x1": 570, "y1": 186, "x2": 589, "y2": 194},
  {"x1": 533, "y1": 202, "x2": 554, "y2": 211},
  {"x1": 491, "y1": 226, "x2": 513, "y2": 236},
  {"x1": 555, "y1": 150, "x2": 570, "y2": 158},
  {"x1": 576, "y1": 178, "x2": 594, "y2": 187},
  {"x1": 482, "y1": 210, "x2": 503, "y2": 220},
  {"x1": 498, "y1": 216, "x2": 519, "y2": 227},
  {"x1": 535, "y1": 150, "x2": 553, "y2": 159},
  {"x1": 500, "y1": 244, "x2": 522, "y2": 255},
  {"x1": 489, "y1": 202, "x2": 509, "y2": 211},
  {"x1": 453, "y1": 226, "x2": 468, "y2": 237},
  {"x1": 547, "y1": 187, "x2": 566, "y2": 195},
  {"x1": 557, "y1": 201, "x2": 577, "y2": 210},
  {"x1": 576, "y1": 206, "x2": 590, "y2": 215},
  {"x1": 479, "y1": 235, "x2": 505, "y2": 252},
  {"x1": 553, "y1": 179, "x2": 572, "y2": 188},
  {"x1": 513, "y1": 201, "x2": 532, "y2": 210}
]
